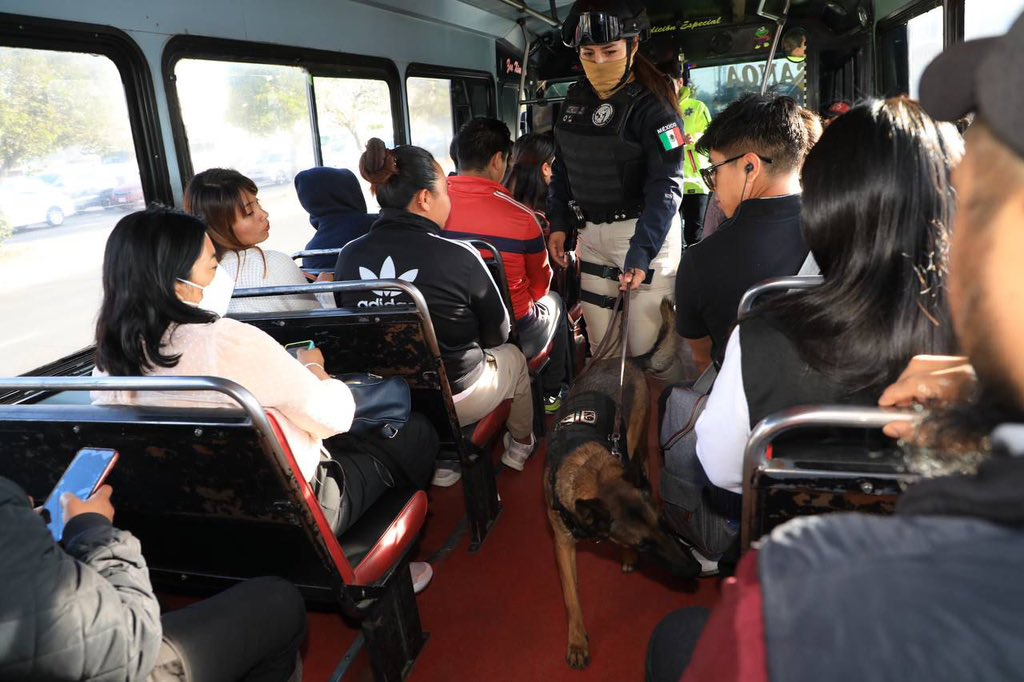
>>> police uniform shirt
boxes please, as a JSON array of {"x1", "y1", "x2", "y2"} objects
[{"x1": 548, "y1": 79, "x2": 686, "y2": 275}]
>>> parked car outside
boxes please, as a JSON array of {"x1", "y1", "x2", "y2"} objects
[{"x1": 0, "y1": 177, "x2": 77, "y2": 227}]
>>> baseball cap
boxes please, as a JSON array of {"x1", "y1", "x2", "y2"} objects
[
  {"x1": 918, "y1": 10, "x2": 1024, "y2": 157},
  {"x1": 823, "y1": 101, "x2": 851, "y2": 119}
]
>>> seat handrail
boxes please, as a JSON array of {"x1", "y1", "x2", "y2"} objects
[
  {"x1": 291, "y1": 248, "x2": 343, "y2": 260},
  {"x1": 740, "y1": 404, "x2": 917, "y2": 549},
  {"x1": 737, "y1": 275, "x2": 824, "y2": 318},
  {"x1": 0, "y1": 375, "x2": 287, "y2": 465},
  {"x1": 231, "y1": 279, "x2": 441, "y2": 357}
]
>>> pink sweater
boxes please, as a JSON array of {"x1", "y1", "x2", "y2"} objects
[{"x1": 92, "y1": 318, "x2": 354, "y2": 481}]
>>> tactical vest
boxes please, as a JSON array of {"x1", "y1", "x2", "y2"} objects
[{"x1": 555, "y1": 80, "x2": 648, "y2": 215}]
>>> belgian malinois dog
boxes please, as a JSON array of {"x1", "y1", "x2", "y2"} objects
[{"x1": 544, "y1": 299, "x2": 700, "y2": 669}]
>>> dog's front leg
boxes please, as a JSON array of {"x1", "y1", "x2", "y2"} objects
[{"x1": 549, "y1": 511, "x2": 590, "y2": 669}]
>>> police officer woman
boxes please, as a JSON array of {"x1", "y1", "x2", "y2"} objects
[{"x1": 547, "y1": 0, "x2": 686, "y2": 355}]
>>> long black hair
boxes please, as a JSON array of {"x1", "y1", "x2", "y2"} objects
[
  {"x1": 753, "y1": 97, "x2": 962, "y2": 394},
  {"x1": 503, "y1": 132, "x2": 555, "y2": 210},
  {"x1": 359, "y1": 138, "x2": 441, "y2": 209},
  {"x1": 95, "y1": 207, "x2": 215, "y2": 376}
]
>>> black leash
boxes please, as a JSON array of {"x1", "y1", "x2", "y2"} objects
[{"x1": 609, "y1": 289, "x2": 630, "y2": 459}]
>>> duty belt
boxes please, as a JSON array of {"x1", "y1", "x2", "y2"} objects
[{"x1": 571, "y1": 200, "x2": 643, "y2": 225}]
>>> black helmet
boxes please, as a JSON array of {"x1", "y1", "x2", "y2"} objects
[{"x1": 561, "y1": 0, "x2": 651, "y2": 48}]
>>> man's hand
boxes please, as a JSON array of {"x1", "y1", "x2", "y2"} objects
[
  {"x1": 682, "y1": 133, "x2": 696, "y2": 145},
  {"x1": 548, "y1": 231, "x2": 568, "y2": 268},
  {"x1": 315, "y1": 272, "x2": 335, "y2": 283},
  {"x1": 619, "y1": 268, "x2": 646, "y2": 291},
  {"x1": 878, "y1": 355, "x2": 975, "y2": 439},
  {"x1": 63, "y1": 484, "x2": 115, "y2": 523}
]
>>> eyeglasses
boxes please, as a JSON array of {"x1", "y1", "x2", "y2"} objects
[{"x1": 700, "y1": 154, "x2": 773, "y2": 191}]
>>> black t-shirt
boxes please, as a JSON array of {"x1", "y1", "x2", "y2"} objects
[{"x1": 675, "y1": 194, "x2": 807, "y2": 359}]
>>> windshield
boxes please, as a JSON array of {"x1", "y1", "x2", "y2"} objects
[{"x1": 689, "y1": 58, "x2": 807, "y2": 117}]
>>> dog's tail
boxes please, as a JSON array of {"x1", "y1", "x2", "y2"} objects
[{"x1": 634, "y1": 298, "x2": 699, "y2": 383}]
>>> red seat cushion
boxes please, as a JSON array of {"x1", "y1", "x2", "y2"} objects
[
  {"x1": 350, "y1": 490, "x2": 429, "y2": 586},
  {"x1": 470, "y1": 398, "x2": 512, "y2": 448},
  {"x1": 528, "y1": 341, "x2": 553, "y2": 375}
]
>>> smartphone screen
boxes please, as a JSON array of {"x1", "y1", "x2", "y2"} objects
[
  {"x1": 43, "y1": 448, "x2": 119, "y2": 542},
  {"x1": 284, "y1": 340, "x2": 315, "y2": 358}
]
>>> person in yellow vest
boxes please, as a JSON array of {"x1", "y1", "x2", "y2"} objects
[{"x1": 658, "y1": 60, "x2": 712, "y2": 248}]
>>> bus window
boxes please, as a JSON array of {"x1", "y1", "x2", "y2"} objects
[
  {"x1": 407, "y1": 76, "x2": 456, "y2": 174},
  {"x1": 0, "y1": 46, "x2": 144, "y2": 376},
  {"x1": 313, "y1": 76, "x2": 395, "y2": 209},
  {"x1": 965, "y1": 0, "x2": 1024, "y2": 39},
  {"x1": 689, "y1": 58, "x2": 807, "y2": 118},
  {"x1": 173, "y1": 59, "x2": 315, "y2": 254},
  {"x1": 906, "y1": 5, "x2": 944, "y2": 99}
]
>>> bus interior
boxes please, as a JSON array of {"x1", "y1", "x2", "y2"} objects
[{"x1": 0, "y1": 0, "x2": 1022, "y2": 680}]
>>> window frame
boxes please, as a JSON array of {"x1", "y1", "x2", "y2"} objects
[
  {"x1": 0, "y1": 12, "x2": 173, "y2": 207},
  {"x1": 405, "y1": 63, "x2": 496, "y2": 138},
  {"x1": 875, "y1": 0, "x2": 973, "y2": 96},
  {"x1": 161, "y1": 35, "x2": 403, "y2": 192}
]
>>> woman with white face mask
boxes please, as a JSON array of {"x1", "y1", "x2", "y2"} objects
[
  {"x1": 548, "y1": 0, "x2": 686, "y2": 356},
  {"x1": 184, "y1": 167, "x2": 322, "y2": 314},
  {"x1": 90, "y1": 209, "x2": 438, "y2": 593}
]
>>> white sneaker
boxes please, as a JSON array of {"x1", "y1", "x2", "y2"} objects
[
  {"x1": 689, "y1": 546, "x2": 720, "y2": 578},
  {"x1": 501, "y1": 432, "x2": 536, "y2": 471},
  {"x1": 410, "y1": 561, "x2": 433, "y2": 594},
  {"x1": 431, "y1": 462, "x2": 461, "y2": 487}
]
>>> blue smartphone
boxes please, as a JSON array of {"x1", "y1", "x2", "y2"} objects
[
  {"x1": 43, "y1": 447, "x2": 119, "y2": 542},
  {"x1": 284, "y1": 340, "x2": 315, "y2": 358}
]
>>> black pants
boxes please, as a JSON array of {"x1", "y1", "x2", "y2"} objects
[
  {"x1": 518, "y1": 292, "x2": 571, "y2": 395},
  {"x1": 645, "y1": 607, "x2": 711, "y2": 682},
  {"x1": 681, "y1": 193, "x2": 709, "y2": 248},
  {"x1": 319, "y1": 412, "x2": 438, "y2": 535},
  {"x1": 160, "y1": 577, "x2": 306, "y2": 682}
]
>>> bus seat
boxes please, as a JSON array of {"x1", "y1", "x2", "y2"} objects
[
  {"x1": 232, "y1": 278, "x2": 502, "y2": 551},
  {"x1": 462, "y1": 398, "x2": 512, "y2": 449},
  {"x1": 737, "y1": 275, "x2": 824, "y2": 318},
  {"x1": 0, "y1": 377, "x2": 427, "y2": 682},
  {"x1": 741, "y1": 405, "x2": 919, "y2": 551}
]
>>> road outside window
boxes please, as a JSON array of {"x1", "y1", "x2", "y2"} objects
[{"x1": 0, "y1": 46, "x2": 144, "y2": 375}]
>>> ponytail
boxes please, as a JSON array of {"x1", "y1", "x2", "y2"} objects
[
  {"x1": 358, "y1": 138, "x2": 441, "y2": 210},
  {"x1": 633, "y1": 52, "x2": 682, "y2": 117}
]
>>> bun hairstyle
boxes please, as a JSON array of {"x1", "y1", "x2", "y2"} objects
[{"x1": 358, "y1": 138, "x2": 441, "y2": 210}]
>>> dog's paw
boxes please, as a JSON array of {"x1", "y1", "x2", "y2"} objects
[
  {"x1": 621, "y1": 547, "x2": 638, "y2": 573},
  {"x1": 566, "y1": 642, "x2": 590, "y2": 670}
]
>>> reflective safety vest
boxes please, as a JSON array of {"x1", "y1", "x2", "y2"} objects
[
  {"x1": 679, "y1": 90, "x2": 712, "y2": 194},
  {"x1": 554, "y1": 80, "x2": 648, "y2": 214}
]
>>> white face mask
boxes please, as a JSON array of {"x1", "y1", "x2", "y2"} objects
[{"x1": 177, "y1": 265, "x2": 235, "y2": 317}]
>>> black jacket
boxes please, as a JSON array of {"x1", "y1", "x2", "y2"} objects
[
  {"x1": 295, "y1": 167, "x2": 377, "y2": 269},
  {"x1": 0, "y1": 477, "x2": 163, "y2": 681},
  {"x1": 334, "y1": 209, "x2": 510, "y2": 393},
  {"x1": 548, "y1": 79, "x2": 685, "y2": 274}
]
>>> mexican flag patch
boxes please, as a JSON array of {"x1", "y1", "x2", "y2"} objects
[{"x1": 657, "y1": 123, "x2": 684, "y2": 151}]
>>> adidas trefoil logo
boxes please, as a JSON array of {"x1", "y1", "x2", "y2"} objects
[{"x1": 359, "y1": 256, "x2": 418, "y2": 299}]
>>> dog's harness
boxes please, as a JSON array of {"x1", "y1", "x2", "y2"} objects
[
  {"x1": 549, "y1": 290, "x2": 634, "y2": 541},
  {"x1": 548, "y1": 391, "x2": 623, "y2": 541}
]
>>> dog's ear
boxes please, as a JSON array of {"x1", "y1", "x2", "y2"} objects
[
  {"x1": 574, "y1": 498, "x2": 612, "y2": 535},
  {"x1": 623, "y1": 456, "x2": 651, "y2": 492}
]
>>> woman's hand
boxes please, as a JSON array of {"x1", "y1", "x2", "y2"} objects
[
  {"x1": 297, "y1": 347, "x2": 331, "y2": 380},
  {"x1": 878, "y1": 355, "x2": 976, "y2": 439},
  {"x1": 548, "y1": 232, "x2": 568, "y2": 268},
  {"x1": 63, "y1": 484, "x2": 115, "y2": 523},
  {"x1": 619, "y1": 268, "x2": 646, "y2": 291},
  {"x1": 315, "y1": 272, "x2": 335, "y2": 283}
]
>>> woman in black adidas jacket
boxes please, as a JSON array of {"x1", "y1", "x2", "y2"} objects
[{"x1": 335, "y1": 139, "x2": 537, "y2": 473}]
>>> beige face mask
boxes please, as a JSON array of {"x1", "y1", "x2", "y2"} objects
[{"x1": 581, "y1": 55, "x2": 632, "y2": 99}]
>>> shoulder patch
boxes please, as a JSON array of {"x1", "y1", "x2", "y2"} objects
[{"x1": 656, "y1": 122, "x2": 685, "y2": 151}]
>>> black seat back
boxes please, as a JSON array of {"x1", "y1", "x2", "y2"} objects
[
  {"x1": 741, "y1": 405, "x2": 918, "y2": 550},
  {"x1": 233, "y1": 280, "x2": 467, "y2": 458},
  {"x1": 0, "y1": 377, "x2": 358, "y2": 610}
]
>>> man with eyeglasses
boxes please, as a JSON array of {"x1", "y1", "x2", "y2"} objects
[{"x1": 674, "y1": 94, "x2": 810, "y2": 370}]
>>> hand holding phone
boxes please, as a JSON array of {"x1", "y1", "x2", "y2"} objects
[
  {"x1": 284, "y1": 340, "x2": 315, "y2": 359},
  {"x1": 43, "y1": 448, "x2": 119, "y2": 542}
]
